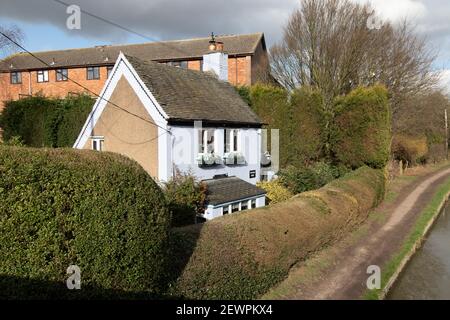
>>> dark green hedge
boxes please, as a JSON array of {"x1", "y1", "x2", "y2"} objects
[
  {"x1": 0, "y1": 95, "x2": 94, "y2": 148},
  {"x1": 0, "y1": 146, "x2": 170, "y2": 299},
  {"x1": 331, "y1": 86, "x2": 391, "y2": 169},
  {"x1": 238, "y1": 85, "x2": 391, "y2": 170}
]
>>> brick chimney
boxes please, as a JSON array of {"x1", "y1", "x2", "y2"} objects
[{"x1": 203, "y1": 33, "x2": 228, "y2": 82}]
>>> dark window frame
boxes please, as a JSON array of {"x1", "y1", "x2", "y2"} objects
[
  {"x1": 10, "y1": 71, "x2": 22, "y2": 84},
  {"x1": 37, "y1": 70, "x2": 49, "y2": 83},
  {"x1": 56, "y1": 68, "x2": 68, "y2": 82},
  {"x1": 87, "y1": 66, "x2": 100, "y2": 80}
]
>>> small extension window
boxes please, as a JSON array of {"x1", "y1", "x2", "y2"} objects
[{"x1": 91, "y1": 137, "x2": 104, "y2": 151}]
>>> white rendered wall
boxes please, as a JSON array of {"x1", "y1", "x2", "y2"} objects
[{"x1": 166, "y1": 125, "x2": 262, "y2": 184}]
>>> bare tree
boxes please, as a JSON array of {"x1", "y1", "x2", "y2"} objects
[
  {"x1": 270, "y1": 0, "x2": 438, "y2": 115},
  {"x1": 0, "y1": 25, "x2": 24, "y2": 57}
]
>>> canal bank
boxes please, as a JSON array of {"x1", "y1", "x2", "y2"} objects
[
  {"x1": 388, "y1": 199, "x2": 450, "y2": 299},
  {"x1": 381, "y1": 177, "x2": 450, "y2": 299},
  {"x1": 263, "y1": 163, "x2": 450, "y2": 300}
]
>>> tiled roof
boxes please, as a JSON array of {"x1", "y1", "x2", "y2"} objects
[
  {"x1": 204, "y1": 177, "x2": 266, "y2": 206},
  {"x1": 0, "y1": 33, "x2": 264, "y2": 72},
  {"x1": 125, "y1": 55, "x2": 262, "y2": 126}
]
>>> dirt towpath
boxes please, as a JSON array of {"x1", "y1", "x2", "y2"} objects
[{"x1": 263, "y1": 164, "x2": 450, "y2": 300}]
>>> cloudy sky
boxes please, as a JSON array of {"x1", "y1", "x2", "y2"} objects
[{"x1": 1, "y1": 0, "x2": 450, "y2": 89}]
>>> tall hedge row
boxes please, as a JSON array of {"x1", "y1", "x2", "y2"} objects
[
  {"x1": 0, "y1": 146, "x2": 170, "y2": 299},
  {"x1": 240, "y1": 85, "x2": 391, "y2": 170},
  {"x1": 169, "y1": 166, "x2": 386, "y2": 299},
  {"x1": 332, "y1": 86, "x2": 391, "y2": 169},
  {"x1": 0, "y1": 95, "x2": 94, "y2": 148}
]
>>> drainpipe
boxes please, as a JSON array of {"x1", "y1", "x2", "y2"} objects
[{"x1": 28, "y1": 71, "x2": 32, "y2": 95}]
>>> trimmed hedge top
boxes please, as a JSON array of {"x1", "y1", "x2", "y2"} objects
[
  {"x1": 0, "y1": 146, "x2": 170, "y2": 299},
  {"x1": 169, "y1": 166, "x2": 386, "y2": 299}
]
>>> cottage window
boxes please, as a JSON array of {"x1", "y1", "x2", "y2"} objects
[
  {"x1": 10, "y1": 72, "x2": 22, "y2": 84},
  {"x1": 223, "y1": 205, "x2": 229, "y2": 215},
  {"x1": 199, "y1": 129, "x2": 215, "y2": 154},
  {"x1": 241, "y1": 201, "x2": 248, "y2": 211},
  {"x1": 251, "y1": 199, "x2": 256, "y2": 209},
  {"x1": 37, "y1": 70, "x2": 49, "y2": 83},
  {"x1": 224, "y1": 129, "x2": 239, "y2": 153},
  {"x1": 91, "y1": 137, "x2": 104, "y2": 151},
  {"x1": 231, "y1": 203, "x2": 240, "y2": 213},
  {"x1": 56, "y1": 69, "x2": 68, "y2": 81},
  {"x1": 87, "y1": 67, "x2": 100, "y2": 80}
]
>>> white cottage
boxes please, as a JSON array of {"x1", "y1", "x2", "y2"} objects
[{"x1": 74, "y1": 51, "x2": 267, "y2": 220}]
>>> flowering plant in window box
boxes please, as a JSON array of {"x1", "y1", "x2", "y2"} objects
[
  {"x1": 197, "y1": 153, "x2": 221, "y2": 166},
  {"x1": 223, "y1": 151, "x2": 245, "y2": 165}
]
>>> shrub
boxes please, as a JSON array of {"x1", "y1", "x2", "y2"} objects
[
  {"x1": 278, "y1": 162, "x2": 347, "y2": 194},
  {"x1": 256, "y1": 180, "x2": 293, "y2": 205},
  {"x1": 169, "y1": 166, "x2": 385, "y2": 299},
  {"x1": 164, "y1": 171, "x2": 207, "y2": 227},
  {"x1": 0, "y1": 95, "x2": 94, "y2": 148},
  {"x1": 1, "y1": 135, "x2": 24, "y2": 146},
  {"x1": 392, "y1": 134, "x2": 429, "y2": 165},
  {"x1": 332, "y1": 85, "x2": 391, "y2": 169},
  {"x1": 0, "y1": 146, "x2": 170, "y2": 299}
]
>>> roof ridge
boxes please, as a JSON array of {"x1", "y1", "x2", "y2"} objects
[{"x1": 1, "y1": 32, "x2": 264, "y2": 59}]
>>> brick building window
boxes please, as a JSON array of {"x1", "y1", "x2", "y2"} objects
[
  {"x1": 10, "y1": 72, "x2": 22, "y2": 84},
  {"x1": 37, "y1": 70, "x2": 49, "y2": 83},
  {"x1": 107, "y1": 66, "x2": 113, "y2": 78},
  {"x1": 56, "y1": 69, "x2": 68, "y2": 81},
  {"x1": 87, "y1": 67, "x2": 100, "y2": 80}
]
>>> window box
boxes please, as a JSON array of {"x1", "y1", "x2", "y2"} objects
[
  {"x1": 223, "y1": 151, "x2": 245, "y2": 165},
  {"x1": 196, "y1": 153, "x2": 221, "y2": 166}
]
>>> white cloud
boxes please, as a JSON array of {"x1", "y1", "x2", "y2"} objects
[
  {"x1": 352, "y1": 0, "x2": 427, "y2": 22},
  {"x1": 437, "y1": 69, "x2": 450, "y2": 96}
]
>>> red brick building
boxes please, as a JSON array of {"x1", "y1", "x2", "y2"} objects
[{"x1": 0, "y1": 33, "x2": 270, "y2": 112}]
